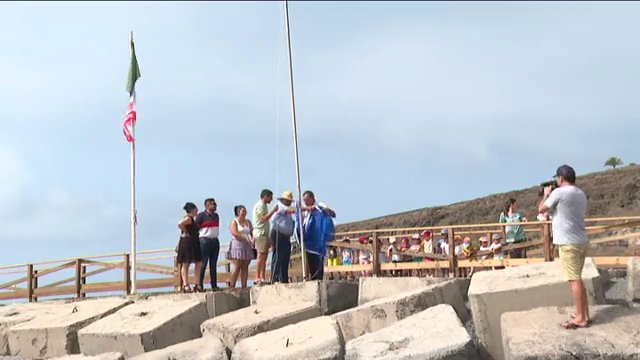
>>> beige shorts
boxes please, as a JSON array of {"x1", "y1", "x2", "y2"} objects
[
  {"x1": 558, "y1": 244, "x2": 588, "y2": 281},
  {"x1": 254, "y1": 235, "x2": 270, "y2": 254}
]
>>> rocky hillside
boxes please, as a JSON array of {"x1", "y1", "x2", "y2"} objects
[{"x1": 338, "y1": 165, "x2": 640, "y2": 232}]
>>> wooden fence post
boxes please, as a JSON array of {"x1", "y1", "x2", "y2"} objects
[
  {"x1": 371, "y1": 233, "x2": 381, "y2": 277},
  {"x1": 26, "y1": 264, "x2": 34, "y2": 303},
  {"x1": 81, "y1": 265, "x2": 87, "y2": 299},
  {"x1": 448, "y1": 228, "x2": 458, "y2": 277},
  {"x1": 75, "y1": 259, "x2": 82, "y2": 299},
  {"x1": 542, "y1": 222, "x2": 553, "y2": 262},
  {"x1": 123, "y1": 254, "x2": 131, "y2": 295},
  {"x1": 33, "y1": 269, "x2": 38, "y2": 302}
]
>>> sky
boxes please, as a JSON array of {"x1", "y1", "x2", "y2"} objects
[{"x1": 1, "y1": 1, "x2": 640, "y2": 267}]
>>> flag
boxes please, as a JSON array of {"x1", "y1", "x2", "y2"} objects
[{"x1": 123, "y1": 34, "x2": 141, "y2": 143}]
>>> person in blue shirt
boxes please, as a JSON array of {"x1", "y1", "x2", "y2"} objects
[{"x1": 296, "y1": 190, "x2": 336, "y2": 280}]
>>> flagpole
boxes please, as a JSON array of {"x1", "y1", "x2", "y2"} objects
[
  {"x1": 129, "y1": 31, "x2": 138, "y2": 294},
  {"x1": 283, "y1": 0, "x2": 307, "y2": 280}
]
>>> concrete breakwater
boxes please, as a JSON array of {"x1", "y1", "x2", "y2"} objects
[{"x1": 0, "y1": 257, "x2": 637, "y2": 360}]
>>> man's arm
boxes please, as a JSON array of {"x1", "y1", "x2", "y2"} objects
[
  {"x1": 259, "y1": 206, "x2": 278, "y2": 224},
  {"x1": 194, "y1": 212, "x2": 204, "y2": 226},
  {"x1": 538, "y1": 186, "x2": 556, "y2": 214},
  {"x1": 317, "y1": 202, "x2": 336, "y2": 218}
]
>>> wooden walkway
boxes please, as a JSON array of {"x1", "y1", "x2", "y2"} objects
[{"x1": 0, "y1": 216, "x2": 637, "y2": 302}]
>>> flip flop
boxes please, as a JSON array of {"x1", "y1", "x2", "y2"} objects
[
  {"x1": 560, "y1": 320, "x2": 590, "y2": 330},
  {"x1": 570, "y1": 313, "x2": 592, "y2": 325}
]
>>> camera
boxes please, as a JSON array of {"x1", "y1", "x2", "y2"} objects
[{"x1": 538, "y1": 180, "x2": 558, "y2": 196}]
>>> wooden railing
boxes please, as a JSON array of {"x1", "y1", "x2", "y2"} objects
[
  {"x1": 0, "y1": 216, "x2": 638, "y2": 302},
  {"x1": 325, "y1": 216, "x2": 640, "y2": 278}
]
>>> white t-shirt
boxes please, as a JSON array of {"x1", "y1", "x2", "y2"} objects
[
  {"x1": 544, "y1": 185, "x2": 588, "y2": 245},
  {"x1": 489, "y1": 242, "x2": 504, "y2": 259},
  {"x1": 479, "y1": 245, "x2": 491, "y2": 260}
]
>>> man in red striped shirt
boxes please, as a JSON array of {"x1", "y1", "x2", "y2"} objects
[{"x1": 196, "y1": 198, "x2": 221, "y2": 291}]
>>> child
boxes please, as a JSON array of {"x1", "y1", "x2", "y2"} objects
[
  {"x1": 461, "y1": 236, "x2": 476, "y2": 259},
  {"x1": 387, "y1": 237, "x2": 401, "y2": 276},
  {"x1": 489, "y1": 234, "x2": 505, "y2": 270},
  {"x1": 409, "y1": 234, "x2": 423, "y2": 276},
  {"x1": 453, "y1": 235, "x2": 463, "y2": 257},
  {"x1": 421, "y1": 231, "x2": 433, "y2": 255},
  {"x1": 400, "y1": 237, "x2": 410, "y2": 260},
  {"x1": 410, "y1": 234, "x2": 423, "y2": 261},
  {"x1": 478, "y1": 236, "x2": 491, "y2": 260},
  {"x1": 327, "y1": 246, "x2": 339, "y2": 266},
  {"x1": 341, "y1": 238, "x2": 353, "y2": 265},
  {"x1": 358, "y1": 236, "x2": 372, "y2": 277},
  {"x1": 421, "y1": 230, "x2": 435, "y2": 276},
  {"x1": 489, "y1": 234, "x2": 505, "y2": 260}
]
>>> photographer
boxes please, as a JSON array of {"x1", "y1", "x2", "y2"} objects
[{"x1": 538, "y1": 165, "x2": 589, "y2": 329}]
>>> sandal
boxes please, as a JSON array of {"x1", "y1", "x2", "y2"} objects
[
  {"x1": 193, "y1": 285, "x2": 204, "y2": 293},
  {"x1": 560, "y1": 320, "x2": 589, "y2": 330},
  {"x1": 570, "y1": 313, "x2": 592, "y2": 324},
  {"x1": 182, "y1": 284, "x2": 193, "y2": 293}
]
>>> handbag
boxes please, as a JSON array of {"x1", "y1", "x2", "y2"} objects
[{"x1": 225, "y1": 241, "x2": 232, "y2": 260}]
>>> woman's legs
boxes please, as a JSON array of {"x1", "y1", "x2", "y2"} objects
[
  {"x1": 230, "y1": 259, "x2": 242, "y2": 288},
  {"x1": 180, "y1": 262, "x2": 190, "y2": 291},
  {"x1": 241, "y1": 260, "x2": 249, "y2": 288},
  {"x1": 193, "y1": 261, "x2": 203, "y2": 291}
]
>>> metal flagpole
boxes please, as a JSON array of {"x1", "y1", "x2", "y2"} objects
[
  {"x1": 129, "y1": 31, "x2": 138, "y2": 294},
  {"x1": 283, "y1": 0, "x2": 307, "y2": 280}
]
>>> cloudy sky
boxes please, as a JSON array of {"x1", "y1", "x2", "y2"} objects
[{"x1": 1, "y1": 1, "x2": 639, "y2": 266}]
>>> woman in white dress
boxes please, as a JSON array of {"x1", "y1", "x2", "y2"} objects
[{"x1": 228, "y1": 205, "x2": 254, "y2": 289}]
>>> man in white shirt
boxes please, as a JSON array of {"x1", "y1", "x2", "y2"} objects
[{"x1": 539, "y1": 164, "x2": 589, "y2": 329}]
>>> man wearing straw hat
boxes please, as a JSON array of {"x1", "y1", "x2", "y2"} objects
[{"x1": 270, "y1": 191, "x2": 296, "y2": 283}]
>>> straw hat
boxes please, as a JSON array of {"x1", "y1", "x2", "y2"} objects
[{"x1": 278, "y1": 191, "x2": 294, "y2": 201}]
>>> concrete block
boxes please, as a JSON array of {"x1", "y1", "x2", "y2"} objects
[
  {"x1": 49, "y1": 352, "x2": 124, "y2": 360},
  {"x1": 201, "y1": 302, "x2": 322, "y2": 351},
  {"x1": 231, "y1": 316, "x2": 343, "y2": 360},
  {"x1": 320, "y1": 281, "x2": 359, "y2": 315},
  {"x1": 146, "y1": 290, "x2": 250, "y2": 318},
  {"x1": 0, "y1": 303, "x2": 57, "y2": 355},
  {"x1": 357, "y1": 277, "x2": 448, "y2": 305},
  {"x1": 628, "y1": 257, "x2": 640, "y2": 302},
  {"x1": 78, "y1": 298, "x2": 208, "y2": 358},
  {"x1": 250, "y1": 281, "x2": 357, "y2": 315},
  {"x1": 345, "y1": 304, "x2": 479, "y2": 360},
  {"x1": 331, "y1": 280, "x2": 468, "y2": 342},
  {"x1": 7, "y1": 299, "x2": 131, "y2": 359},
  {"x1": 129, "y1": 337, "x2": 227, "y2": 360},
  {"x1": 206, "y1": 290, "x2": 250, "y2": 317},
  {"x1": 468, "y1": 258, "x2": 605, "y2": 360},
  {"x1": 502, "y1": 305, "x2": 640, "y2": 360}
]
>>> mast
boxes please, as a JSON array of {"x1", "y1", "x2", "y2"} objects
[
  {"x1": 129, "y1": 31, "x2": 138, "y2": 294},
  {"x1": 283, "y1": 0, "x2": 307, "y2": 280}
]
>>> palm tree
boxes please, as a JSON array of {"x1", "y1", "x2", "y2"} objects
[{"x1": 604, "y1": 157, "x2": 623, "y2": 169}]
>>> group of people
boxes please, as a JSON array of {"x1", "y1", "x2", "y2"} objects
[
  {"x1": 176, "y1": 189, "x2": 336, "y2": 292},
  {"x1": 176, "y1": 164, "x2": 591, "y2": 331}
]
